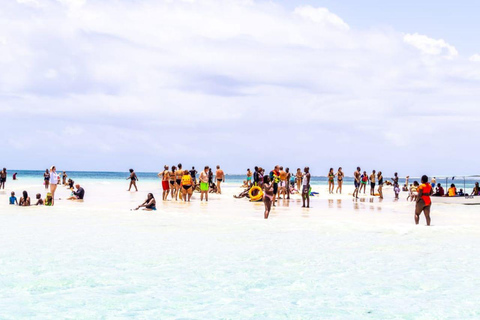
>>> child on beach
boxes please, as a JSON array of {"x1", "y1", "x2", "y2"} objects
[
  {"x1": 9, "y1": 192, "x2": 18, "y2": 205},
  {"x1": 45, "y1": 193, "x2": 53, "y2": 206},
  {"x1": 394, "y1": 184, "x2": 400, "y2": 200},
  {"x1": 35, "y1": 193, "x2": 44, "y2": 205}
]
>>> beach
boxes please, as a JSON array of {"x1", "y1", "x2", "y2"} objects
[{"x1": 1, "y1": 174, "x2": 480, "y2": 319}]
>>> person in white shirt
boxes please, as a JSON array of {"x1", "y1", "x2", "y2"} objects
[{"x1": 49, "y1": 165, "x2": 59, "y2": 206}]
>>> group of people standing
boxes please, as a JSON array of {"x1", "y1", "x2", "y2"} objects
[
  {"x1": 245, "y1": 166, "x2": 311, "y2": 219},
  {"x1": 132, "y1": 165, "x2": 225, "y2": 210}
]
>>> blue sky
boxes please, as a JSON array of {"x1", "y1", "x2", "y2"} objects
[
  {"x1": 1, "y1": 0, "x2": 480, "y2": 176},
  {"x1": 279, "y1": 0, "x2": 479, "y2": 54}
]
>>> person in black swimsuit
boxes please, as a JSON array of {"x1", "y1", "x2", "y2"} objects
[{"x1": 127, "y1": 169, "x2": 138, "y2": 192}]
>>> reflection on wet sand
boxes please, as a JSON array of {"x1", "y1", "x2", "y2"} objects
[{"x1": 352, "y1": 197, "x2": 383, "y2": 211}]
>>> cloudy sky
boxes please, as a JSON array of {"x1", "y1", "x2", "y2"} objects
[{"x1": 1, "y1": 0, "x2": 479, "y2": 176}]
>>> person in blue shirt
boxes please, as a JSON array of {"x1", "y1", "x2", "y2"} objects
[{"x1": 9, "y1": 191, "x2": 18, "y2": 205}]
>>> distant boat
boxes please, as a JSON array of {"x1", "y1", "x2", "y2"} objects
[
  {"x1": 431, "y1": 195, "x2": 480, "y2": 205},
  {"x1": 431, "y1": 175, "x2": 480, "y2": 205}
]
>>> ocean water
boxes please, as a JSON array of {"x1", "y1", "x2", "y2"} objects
[
  {"x1": 0, "y1": 172, "x2": 480, "y2": 319},
  {"x1": 6, "y1": 170, "x2": 480, "y2": 189}
]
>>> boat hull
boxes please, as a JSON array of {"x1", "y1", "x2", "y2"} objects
[{"x1": 431, "y1": 195, "x2": 480, "y2": 205}]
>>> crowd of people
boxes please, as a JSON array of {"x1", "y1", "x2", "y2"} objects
[
  {"x1": 3, "y1": 165, "x2": 480, "y2": 225},
  {"x1": 5, "y1": 166, "x2": 85, "y2": 207}
]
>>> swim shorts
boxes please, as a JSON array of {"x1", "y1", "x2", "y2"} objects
[
  {"x1": 302, "y1": 185, "x2": 309, "y2": 194},
  {"x1": 354, "y1": 181, "x2": 360, "y2": 189},
  {"x1": 200, "y1": 182, "x2": 209, "y2": 191},
  {"x1": 273, "y1": 183, "x2": 278, "y2": 194},
  {"x1": 371, "y1": 183, "x2": 375, "y2": 189},
  {"x1": 162, "y1": 180, "x2": 169, "y2": 190}
]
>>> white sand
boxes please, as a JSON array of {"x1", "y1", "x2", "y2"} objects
[{"x1": 1, "y1": 179, "x2": 480, "y2": 318}]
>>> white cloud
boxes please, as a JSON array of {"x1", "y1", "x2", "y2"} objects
[
  {"x1": 403, "y1": 33, "x2": 458, "y2": 59},
  {"x1": 1, "y1": 0, "x2": 479, "y2": 174},
  {"x1": 470, "y1": 54, "x2": 480, "y2": 62},
  {"x1": 294, "y1": 6, "x2": 350, "y2": 31}
]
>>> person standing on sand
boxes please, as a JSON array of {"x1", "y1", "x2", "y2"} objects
[
  {"x1": 246, "y1": 169, "x2": 252, "y2": 187},
  {"x1": 328, "y1": 168, "x2": 335, "y2": 194},
  {"x1": 285, "y1": 168, "x2": 291, "y2": 200},
  {"x1": 253, "y1": 167, "x2": 259, "y2": 186},
  {"x1": 296, "y1": 168, "x2": 303, "y2": 192},
  {"x1": 270, "y1": 166, "x2": 280, "y2": 207},
  {"x1": 180, "y1": 170, "x2": 193, "y2": 202},
  {"x1": 279, "y1": 167, "x2": 287, "y2": 199},
  {"x1": 353, "y1": 167, "x2": 361, "y2": 199},
  {"x1": 159, "y1": 165, "x2": 170, "y2": 201},
  {"x1": 377, "y1": 171, "x2": 384, "y2": 199},
  {"x1": 263, "y1": 176, "x2": 274, "y2": 219},
  {"x1": 170, "y1": 166, "x2": 177, "y2": 200},
  {"x1": 62, "y1": 171, "x2": 67, "y2": 185},
  {"x1": 336, "y1": 167, "x2": 344, "y2": 194},
  {"x1": 216, "y1": 165, "x2": 225, "y2": 194},
  {"x1": 416, "y1": 175, "x2": 433, "y2": 226},
  {"x1": 369, "y1": 170, "x2": 376, "y2": 196},
  {"x1": 189, "y1": 167, "x2": 198, "y2": 186},
  {"x1": 176, "y1": 165, "x2": 183, "y2": 201},
  {"x1": 44, "y1": 169, "x2": 50, "y2": 190},
  {"x1": 0, "y1": 168, "x2": 7, "y2": 190},
  {"x1": 49, "y1": 166, "x2": 59, "y2": 205},
  {"x1": 199, "y1": 166, "x2": 209, "y2": 202},
  {"x1": 360, "y1": 171, "x2": 368, "y2": 194},
  {"x1": 302, "y1": 167, "x2": 311, "y2": 208},
  {"x1": 127, "y1": 169, "x2": 138, "y2": 192}
]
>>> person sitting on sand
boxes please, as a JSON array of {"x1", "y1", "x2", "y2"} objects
[
  {"x1": 9, "y1": 191, "x2": 18, "y2": 205},
  {"x1": 471, "y1": 182, "x2": 480, "y2": 196},
  {"x1": 448, "y1": 184, "x2": 457, "y2": 197},
  {"x1": 35, "y1": 193, "x2": 44, "y2": 205},
  {"x1": 19, "y1": 191, "x2": 31, "y2": 206},
  {"x1": 13, "y1": 173, "x2": 17, "y2": 180},
  {"x1": 241, "y1": 180, "x2": 249, "y2": 188},
  {"x1": 45, "y1": 193, "x2": 53, "y2": 206},
  {"x1": 134, "y1": 193, "x2": 156, "y2": 211},
  {"x1": 433, "y1": 183, "x2": 445, "y2": 197},
  {"x1": 263, "y1": 176, "x2": 274, "y2": 219},
  {"x1": 67, "y1": 178, "x2": 74, "y2": 190},
  {"x1": 67, "y1": 184, "x2": 85, "y2": 200},
  {"x1": 234, "y1": 186, "x2": 252, "y2": 199},
  {"x1": 458, "y1": 189, "x2": 465, "y2": 196}
]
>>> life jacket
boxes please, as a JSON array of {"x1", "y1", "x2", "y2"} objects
[
  {"x1": 418, "y1": 183, "x2": 432, "y2": 206},
  {"x1": 181, "y1": 175, "x2": 192, "y2": 186}
]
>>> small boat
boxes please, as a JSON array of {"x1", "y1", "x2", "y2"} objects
[
  {"x1": 430, "y1": 175, "x2": 480, "y2": 205},
  {"x1": 431, "y1": 195, "x2": 480, "y2": 205}
]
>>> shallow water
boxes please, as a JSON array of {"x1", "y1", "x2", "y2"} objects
[{"x1": 0, "y1": 177, "x2": 480, "y2": 319}]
